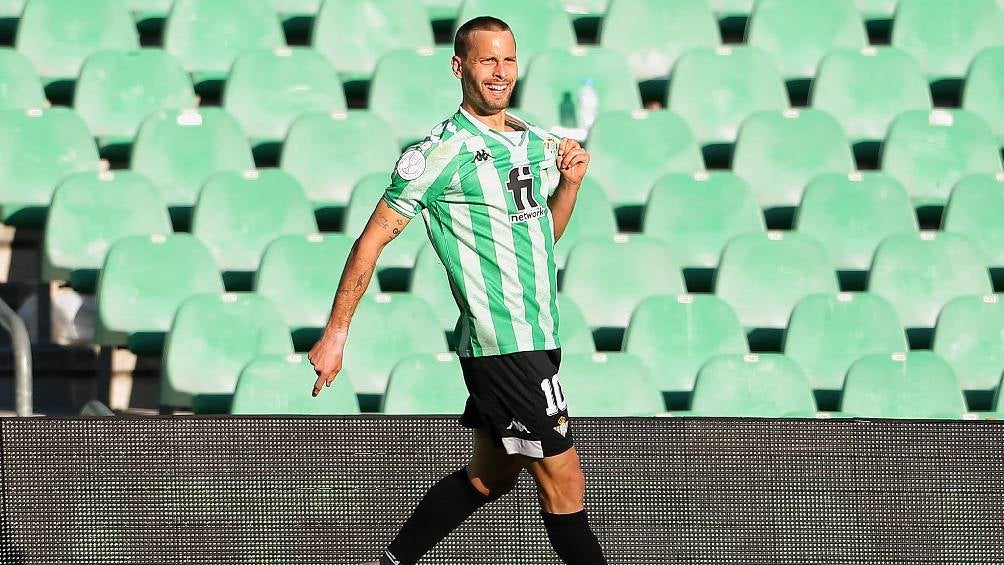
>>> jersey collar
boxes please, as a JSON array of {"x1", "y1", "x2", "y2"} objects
[{"x1": 456, "y1": 106, "x2": 529, "y2": 149}]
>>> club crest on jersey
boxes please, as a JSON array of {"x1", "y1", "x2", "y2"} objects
[
  {"x1": 554, "y1": 416, "x2": 568, "y2": 437},
  {"x1": 543, "y1": 137, "x2": 559, "y2": 160},
  {"x1": 396, "y1": 149, "x2": 426, "y2": 181}
]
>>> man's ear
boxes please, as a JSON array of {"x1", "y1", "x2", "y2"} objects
[{"x1": 451, "y1": 55, "x2": 462, "y2": 79}]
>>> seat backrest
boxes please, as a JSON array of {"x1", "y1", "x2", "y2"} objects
[
  {"x1": 942, "y1": 173, "x2": 1004, "y2": 267},
  {"x1": 558, "y1": 352, "x2": 665, "y2": 416},
  {"x1": 409, "y1": 244, "x2": 460, "y2": 332},
  {"x1": 841, "y1": 351, "x2": 968, "y2": 418},
  {"x1": 891, "y1": 0, "x2": 1004, "y2": 81},
  {"x1": 343, "y1": 172, "x2": 426, "y2": 270},
  {"x1": 368, "y1": 47, "x2": 460, "y2": 147},
  {"x1": 932, "y1": 294, "x2": 1004, "y2": 395},
  {"x1": 556, "y1": 293, "x2": 594, "y2": 353},
  {"x1": 0, "y1": 48, "x2": 45, "y2": 110},
  {"x1": 232, "y1": 353, "x2": 360, "y2": 415},
  {"x1": 690, "y1": 353, "x2": 817, "y2": 417},
  {"x1": 380, "y1": 353, "x2": 468, "y2": 414},
  {"x1": 962, "y1": 47, "x2": 1004, "y2": 146},
  {"x1": 552, "y1": 176, "x2": 616, "y2": 269}
]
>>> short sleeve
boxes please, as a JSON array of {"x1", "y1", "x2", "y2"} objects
[{"x1": 382, "y1": 142, "x2": 457, "y2": 218}]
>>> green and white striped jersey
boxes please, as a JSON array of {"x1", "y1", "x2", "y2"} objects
[{"x1": 383, "y1": 107, "x2": 563, "y2": 357}]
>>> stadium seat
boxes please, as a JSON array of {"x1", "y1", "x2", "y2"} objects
[
  {"x1": 43, "y1": 171, "x2": 172, "y2": 292},
  {"x1": 855, "y1": 0, "x2": 898, "y2": 21},
  {"x1": 409, "y1": 245, "x2": 458, "y2": 335},
  {"x1": 714, "y1": 232, "x2": 839, "y2": 346},
  {"x1": 311, "y1": 0, "x2": 434, "y2": 86},
  {"x1": 270, "y1": 0, "x2": 320, "y2": 21},
  {"x1": 943, "y1": 174, "x2": 1004, "y2": 288},
  {"x1": 455, "y1": 0, "x2": 576, "y2": 79},
  {"x1": 933, "y1": 295, "x2": 1004, "y2": 410},
  {"x1": 556, "y1": 293, "x2": 595, "y2": 354},
  {"x1": 164, "y1": 0, "x2": 285, "y2": 86},
  {"x1": 222, "y1": 48, "x2": 346, "y2": 148},
  {"x1": 561, "y1": 0, "x2": 607, "y2": 18},
  {"x1": 380, "y1": 353, "x2": 468, "y2": 414},
  {"x1": 125, "y1": 0, "x2": 174, "y2": 23},
  {"x1": 962, "y1": 47, "x2": 1004, "y2": 148},
  {"x1": 422, "y1": 0, "x2": 461, "y2": 22},
  {"x1": 255, "y1": 233, "x2": 369, "y2": 349},
  {"x1": 562, "y1": 234, "x2": 684, "y2": 349},
  {"x1": 868, "y1": 232, "x2": 993, "y2": 337},
  {"x1": 161, "y1": 293, "x2": 293, "y2": 412},
  {"x1": 810, "y1": 47, "x2": 932, "y2": 146},
  {"x1": 369, "y1": 47, "x2": 460, "y2": 147},
  {"x1": 519, "y1": 47, "x2": 642, "y2": 132},
  {"x1": 585, "y1": 109, "x2": 704, "y2": 214},
  {"x1": 746, "y1": 0, "x2": 867, "y2": 87},
  {"x1": 0, "y1": 49, "x2": 45, "y2": 110},
  {"x1": 598, "y1": 0, "x2": 720, "y2": 85},
  {"x1": 130, "y1": 108, "x2": 255, "y2": 222},
  {"x1": 623, "y1": 294, "x2": 748, "y2": 410},
  {"x1": 891, "y1": 0, "x2": 1004, "y2": 86},
  {"x1": 95, "y1": 234, "x2": 224, "y2": 353},
  {"x1": 552, "y1": 176, "x2": 616, "y2": 269},
  {"x1": 840, "y1": 351, "x2": 968, "y2": 419},
  {"x1": 15, "y1": 0, "x2": 138, "y2": 85},
  {"x1": 783, "y1": 292, "x2": 908, "y2": 410},
  {"x1": 191, "y1": 169, "x2": 317, "y2": 290},
  {"x1": 558, "y1": 353, "x2": 665, "y2": 416},
  {"x1": 880, "y1": 110, "x2": 1002, "y2": 213},
  {"x1": 0, "y1": 107, "x2": 100, "y2": 226},
  {"x1": 642, "y1": 171, "x2": 764, "y2": 287},
  {"x1": 343, "y1": 173, "x2": 426, "y2": 289},
  {"x1": 231, "y1": 353, "x2": 360, "y2": 415},
  {"x1": 732, "y1": 109, "x2": 855, "y2": 226},
  {"x1": 74, "y1": 49, "x2": 196, "y2": 149},
  {"x1": 666, "y1": 47, "x2": 788, "y2": 148},
  {"x1": 689, "y1": 353, "x2": 817, "y2": 418},
  {"x1": 794, "y1": 172, "x2": 918, "y2": 283}
]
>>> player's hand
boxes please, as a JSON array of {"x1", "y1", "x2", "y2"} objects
[
  {"x1": 557, "y1": 138, "x2": 590, "y2": 187},
  {"x1": 307, "y1": 332, "x2": 346, "y2": 397}
]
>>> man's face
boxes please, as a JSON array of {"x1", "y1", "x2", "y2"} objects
[{"x1": 453, "y1": 29, "x2": 518, "y2": 114}]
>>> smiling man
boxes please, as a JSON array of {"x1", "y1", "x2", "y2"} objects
[{"x1": 307, "y1": 16, "x2": 605, "y2": 565}]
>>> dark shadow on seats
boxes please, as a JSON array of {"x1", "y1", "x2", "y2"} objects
[
  {"x1": 168, "y1": 207, "x2": 193, "y2": 233},
  {"x1": 813, "y1": 389, "x2": 841, "y2": 412},
  {"x1": 663, "y1": 390, "x2": 691, "y2": 412},
  {"x1": 314, "y1": 207, "x2": 345, "y2": 232},
  {"x1": 747, "y1": 328, "x2": 783, "y2": 352},
  {"x1": 292, "y1": 327, "x2": 322, "y2": 352},
  {"x1": 614, "y1": 205, "x2": 644, "y2": 232},
  {"x1": 718, "y1": 17, "x2": 749, "y2": 42},
  {"x1": 343, "y1": 80, "x2": 370, "y2": 109},
  {"x1": 43, "y1": 80, "x2": 75, "y2": 106},
  {"x1": 991, "y1": 268, "x2": 1003, "y2": 293},
  {"x1": 282, "y1": 17, "x2": 314, "y2": 43},
  {"x1": 125, "y1": 332, "x2": 167, "y2": 356},
  {"x1": 194, "y1": 79, "x2": 225, "y2": 103},
  {"x1": 638, "y1": 79, "x2": 667, "y2": 108},
  {"x1": 964, "y1": 389, "x2": 995, "y2": 412},
  {"x1": 837, "y1": 270, "x2": 868, "y2": 292},
  {"x1": 702, "y1": 143, "x2": 733, "y2": 170},
  {"x1": 853, "y1": 141, "x2": 882, "y2": 170},
  {"x1": 0, "y1": 18, "x2": 17, "y2": 44},
  {"x1": 191, "y1": 393, "x2": 232, "y2": 414},
  {"x1": 592, "y1": 327, "x2": 624, "y2": 352},
  {"x1": 930, "y1": 80, "x2": 963, "y2": 107},
  {"x1": 763, "y1": 207, "x2": 796, "y2": 231},
  {"x1": 222, "y1": 272, "x2": 255, "y2": 293},
  {"x1": 865, "y1": 20, "x2": 893, "y2": 45},
  {"x1": 786, "y1": 79, "x2": 811, "y2": 107},
  {"x1": 431, "y1": 19, "x2": 456, "y2": 45},
  {"x1": 905, "y1": 327, "x2": 933, "y2": 350},
  {"x1": 915, "y1": 205, "x2": 944, "y2": 230},
  {"x1": 252, "y1": 142, "x2": 282, "y2": 167},
  {"x1": 571, "y1": 16, "x2": 602, "y2": 45},
  {"x1": 682, "y1": 267, "x2": 715, "y2": 294},
  {"x1": 2, "y1": 208, "x2": 48, "y2": 229},
  {"x1": 377, "y1": 268, "x2": 410, "y2": 292}
]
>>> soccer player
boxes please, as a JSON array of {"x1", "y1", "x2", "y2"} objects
[{"x1": 307, "y1": 16, "x2": 607, "y2": 565}]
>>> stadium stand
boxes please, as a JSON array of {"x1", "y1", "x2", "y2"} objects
[
  {"x1": 689, "y1": 353, "x2": 817, "y2": 418},
  {"x1": 623, "y1": 294, "x2": 748, "y2": 410},
  {"x1": 962, "y1": 47, "x2": 1004, "y2": 148},
  {"x1": 380, "y1": 353, "x2": 468, "y2": 414},
  {"x1": 840, "y1": 351, "x2": 969, "y2": 419},
  {"x1": 932, "y1": 295, "x2": 1004, "y2": 411},
  {"x1": 409, "y1": 245, "x2": 459, "y2": 335},
  {"x1": 422, "y1": 0, "x2": 462, "y2": 22},
  {"x1": 160, "y1": 292, "x2": 293, "y2": 413},
  {"x1": 270, "y1": 0, "x2": 320, "y2": 23},
  {"x1": 43, "y1": 171, "x2": 172, "y2": 291},
  {"x1": 551, "y1": 176, "x2": 616, "y2": 269},
  {"x1": 557, "y1": 352, "x2": 664, "y2": 416},
  {"x1": 369, "y1": 47, "x2": 459, "y2": 147},
  {"x1": 707, "y1": 0, "x2": 754, "y2": 31},
  {"x1": 942, "y1": 174, "x2": 1004, "y2": 289},
  {"x1": 855, "y1": 0, "x2": 898, "y2": 21},
  {"x1": 125, "y1": 0, "x2": 174, "y2": 23},
  {"x1": 231, "y1": 353, "x2": 361, "y2": 415},
  {"x1": 0, "y1": 48, "x2": 45, "y2": 110},
  {"x1": 783, "y1": 292, "x2": 908, "y2": 411},
  {"x1": 556, "y1": 293, "x2": 595, "y2": 354}
]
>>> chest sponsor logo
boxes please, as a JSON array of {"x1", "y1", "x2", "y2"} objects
[{"x1": 506, "y1": 165, "x2": 545, "y2": 223}]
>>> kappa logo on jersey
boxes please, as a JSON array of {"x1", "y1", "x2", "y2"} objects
[
  {"x1": 506, "y1": 165, "x2": 546, "y2": 223},
  {"x1": 473, "y1": 149, "x2": 493, "y2": 163},
  {"x1": 396, "y1": 149, "x2": 426, "y2": 181},
  {"x1": 506, "y1": 419, "x2": 529, "y2": 433}
]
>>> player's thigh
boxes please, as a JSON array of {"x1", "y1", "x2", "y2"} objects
[
  {"x1": 467, "y1": 427, "x2": 525, "y2": 493},
  {"x1": 522, "y1": 446, "x2": 585, "y2": 507}
]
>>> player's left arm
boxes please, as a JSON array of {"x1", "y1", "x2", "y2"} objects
[{"x1": 547, "y1": 138, "x2": 590, "y2": 242}]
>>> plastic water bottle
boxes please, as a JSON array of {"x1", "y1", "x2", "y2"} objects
[{"x1": 577, "y1": 77, "x2": 598, "y2": 130}]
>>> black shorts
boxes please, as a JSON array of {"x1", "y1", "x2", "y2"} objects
[{"x1": 459, "y1": 348, "x2": 573, "y2": 459}]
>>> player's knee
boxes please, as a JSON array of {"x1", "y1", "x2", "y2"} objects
[
  {"x1": 467, "y1": 466, "x2": 520, "y2": 501},
  {"x1": 537, "y1": 466, "x2": 586, "y2": 510}
]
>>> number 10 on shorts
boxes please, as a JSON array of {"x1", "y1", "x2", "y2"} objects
[{"x1": 540, "y1": 374, "x2": 567, "y2": 416}]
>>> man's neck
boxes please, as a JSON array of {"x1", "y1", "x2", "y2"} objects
[{"x1": 461, "y1": 101, "x2": 511, "y2": 132}]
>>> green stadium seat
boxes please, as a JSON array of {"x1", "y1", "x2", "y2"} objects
[
  {"x1": 642, "y1": 171, "x2": 764, "y2": 285},
  {"x1": 714, "y1": 232, "x2": 839, "y2": 346},
  {"x1": 666, "y1": 46, "x2": 789, "y2": 147},
  {"x1": 15, "y1": 0, "x2": 138, "y2": 85},
  {"x1": 552, "y1": 176, "x2": 616, "y2": 269},
  {"x1": 280, "y1": 111, "x2": 399, "y2": 222},
  {"x1": 891, "y1": 0, "x2": 1004, "y2": 85},
  {"x1": 164, "y1": 0, "x2": 285, "y2": 86},
  {"x1": 161, "y1": 292, "x2": 293, "y2": 412},
  {"x1": 623, "y1": 294, "x2": 748, "y2": 410},
  {"x1": 562, "y1": 234, "x2": 684, "y2": 348},
  {"x1": 191, "y1": 169, "x2": 317, "y2": 289},
  {"x1": 933, "y1": 295, "x2": 1004, "y2": 410},
  {"x1": 943, "y1": 174, "x2": 1004, "y2": 288},
  {"x1": 0, "y1": 49, "x2": 45, "y2": 110},
  {"x1": 409, "y1": 245, "x2": 459, "y2": 335},
  {"x1": 422, "y1": 0, "x2": 461, "y2": 21},
  {"x1": 962, "y1": 47, "x2": 1004, "y2": 148},
  {"x1": 840, "y1": 351, "x2": 968, "y2": 419},
  {"x1": 130, "y1": 108, "x2": 255, "y2": 221},
  {"x1": 369, "y1": 47, "x2": 459, "y2": 147},
  {"x1": 255, "y1": 233, "x2": 370, "y2": 348},
  {"x1": 0, "y1": 107, "x2": 100, "y2": 226},
  {"x1": 598, "y1": 0, "x2": 720, "y2": 85},
  {"x1": 380, "y1": 353, "x2": 468, "y2": 414},
  {"x1": 880, "y1": 110, "x2": 1002, "y2": 212},
  {"x1": 561, "y1": 0, "x2": 607, "y2": 18},
  {"x1": 558, "y1": 352, "x2": 665, "y2": 416},
  {"x1": 519, "y1": 47, "x2": 642, "y2": 132},
  {"x1": 222, "y1": 48, "x2": 346, "y2": 148},
  {"x1": 690, "y1": 353, "x2": 817, "y2": 418},
  {"x1": 270, "y1": 0, "x2": 319, "y2": 20},
  {"x1": 0, "y1": 0, "x2": 23, "y2": 17},
  {"x1": 732, "y1": 109, "x2": 855, "y2": 225},
  {"x1": 43, "y1": 171, "x2": 172, "y2": 291},
  {"x1": 810, "y1": 47, "x2": 931, "y2": 146},
  {"x1": 231, "y1": 353, "x2": 361, "y2": 415},
  {"x1": 95, "y1": 234, "x2": 224, "y2": 352},
  {"x1": 794, "y1": 172, "x2": 918, "y2": 281},
  {"x1": 74, "y1": 49, "x2": 196, "y2": 149},
  {"x1": 340, "y1": 293, "x2": 447, "y2": 398},
  {"x1": 856, "y1": 0, "x2": 897, "y2": 21},
  {"x1": 868, "y1": 232, "x2": 993, "y2": 335},
  {"x1": 585, "y1": 110, "x2": 704, "y2": 214},
  {"x1": 556, "y1": 293, "x2": 594, "y2": 354},
  {"x1": 783, "y1": 292, "x2": 908, "y2": 410},
  {"x1": 456, "y1": 0, "x2": 576, "y2": 79},
  {"x1": 311, "y1": 0, "x2": 434, "y2": 86},
  {"x1": 125, "y1": 0, "x2": 173, "y2": 21}
]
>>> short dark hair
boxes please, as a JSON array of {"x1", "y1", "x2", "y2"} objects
[{"x1": 453, "y1": 16, "x2": 513, "y2": 57}]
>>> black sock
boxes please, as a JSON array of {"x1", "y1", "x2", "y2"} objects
[
  {"x1": 541, "y1": 509, "x2": 608, "y2": 565},
  {"x1": 379, "y1": 467, "x2": 493, "y2": 565}
]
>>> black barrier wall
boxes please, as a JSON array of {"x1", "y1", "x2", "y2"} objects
[{"x1": 0, "y1": 416, "x2": 1002, "y2": 565}]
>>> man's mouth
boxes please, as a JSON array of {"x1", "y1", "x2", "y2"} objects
[{"x1": 486, "y1": 83, "x2": 509, "y2": 93}]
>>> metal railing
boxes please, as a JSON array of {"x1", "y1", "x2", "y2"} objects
[{"x1": 0, "y1": 297, "x2": 31, "y2": 416}]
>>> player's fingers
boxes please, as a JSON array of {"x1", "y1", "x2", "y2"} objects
[
  {"x1": 566, "y1": 153, "x2": 589, "y2": 169},
  {"x1": 312, "y1": 374, "x2": 326, "y2": 397},
  {"x1": 561, "y1": 148, "x2": 587, "y2": 169},
  {"x1": 558, "y1": 137, "x2": 574, "y2": 157}
]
